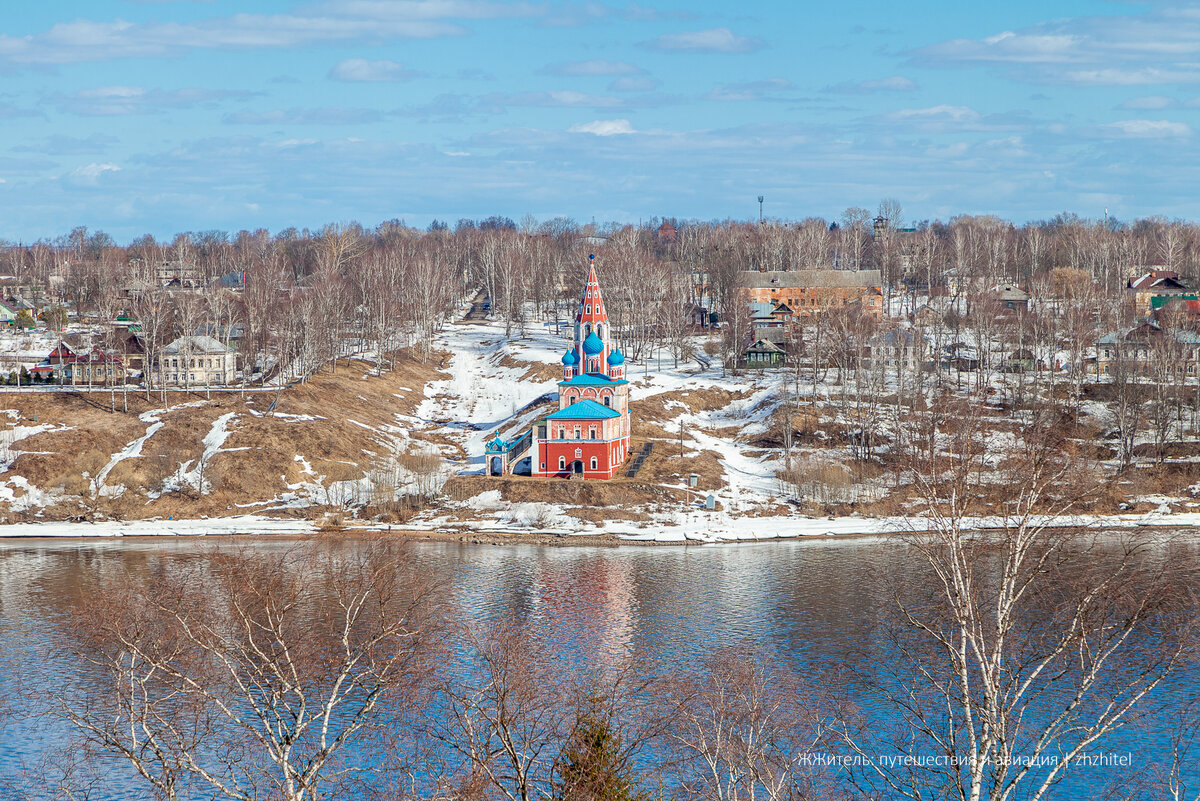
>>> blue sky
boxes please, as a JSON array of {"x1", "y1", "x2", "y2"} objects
[{"x1": 2, "y1": 0, "x2": 1199, "y2": 240}]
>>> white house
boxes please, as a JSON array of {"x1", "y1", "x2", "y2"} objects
[{"x1": 154, "y1": 335, "x2": 236, "y2": 387}]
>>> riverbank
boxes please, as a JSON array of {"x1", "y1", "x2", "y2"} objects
[{"x1": 2, "y1": 509, "x2": 1198, "y2": 544}]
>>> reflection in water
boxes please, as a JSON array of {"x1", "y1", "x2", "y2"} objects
[{"x1": 0, "y1": 534, "x2": 1197, "y2": 799}]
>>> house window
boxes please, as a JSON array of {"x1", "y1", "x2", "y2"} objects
[{"x1": 558, "y1": 457, "x2": 565, "y2": 469}]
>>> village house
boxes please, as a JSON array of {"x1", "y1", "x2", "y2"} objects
[
  {"x1": 749, "y1": 302, "x2": 794, "y2": 328},
  {"x1": 153, "y1": 335, "x2": 237, "y2": 387},
  {"x1": 991, "y1": 284, "x2": 1030, "y2": 314},
  {"x1": 0, "y1": 299, "x2": 18, "y2": 328},
  {"x1": 871, "y1": 328, "x2": 928, "y2": 372},
  {"x1": 155, "y1": 260, "x2": 202, "y2": 288},
  {"x1": 742, "y1": 338, "x2": 785, "y2": 369},
  {"x1": 62, "y1": 348, "x2": 126, "y2": 386},
  {"x1": 1127, "y1": 271, "x2": 1194, "y2": 314},
  {"x1": 737, "y1": 269, "x2": 884, "y2": 317},
  {"x1": 1095, "y1": 321, "x2": 1200, "y2": 377}
]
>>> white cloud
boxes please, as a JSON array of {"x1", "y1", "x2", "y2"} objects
[
  {"x1": 569, "y1": 119, "x2": 636, "y2": 136},
  {"x1": 329, "y1": 58, "x2": 418, "y2": 82},
  {"x1": 1094, "y1": 119, "x2": 1191, "y2": 138},
  {"x1": 223, "y1": 107, "x2": 385, "y2": 125},
  {"x1": 0, "y1": 4, "x2": 520, "y2": 64},
  {"x1": 1118, "y1": 95, "x2": 1175, "y2": 110},
  {"x1": 1061, "y1": 68, "x2": 1200, "y2": 86},
  {"x1": 52, "y1": 86, "x2": 255, "y2": 115},
  {"x1": 887, "y1": 105, "x2": 981, "y2": 122},
  {"x1": 825, "y1": 75, "x2": 917, "y2": 94},
  {"x1": 68, "y1": 163, "x2": 121, "y2": 185},
  {"x1": 706, "y1": 78, "x2": 792, "y2": 102},
  {"x1": 608, "y1": 76, "x2": 657, "y2": 92},
  {"x1": 480, "y1": 91, "x2": 623, "y2": 110},
  {"x1": 912, "y1": 7, "x2": 1200, "y2": 86},
  {"x1": 540, "y1": 59, "x2": 643, "y2": 77},
  {"x1": 645, "y1": 27, "x2": 763, "y2": 54}
]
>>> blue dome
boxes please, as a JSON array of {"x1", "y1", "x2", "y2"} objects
[
  {"x1": 582, "y1": 331, "x2": 605, "y2": 355},
  {"x1": 607, "y1": 348, "x2": 625, "y2": 366},
  {"x1": 561, "y1": 349, "x2": 578, "y2": 365}
]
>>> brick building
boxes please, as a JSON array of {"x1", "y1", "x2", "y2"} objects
[{"x1": 738, "y1": 269, "x2": 884, "y2": 316}]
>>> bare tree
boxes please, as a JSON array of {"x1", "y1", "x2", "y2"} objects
[
  {"x1": 58, "y1": 539, "x2": 445, "y2": 801},
  {"x1": 840, "y1": 406, "x2": 1194, "y2": 801},
  {"x1": 664, "y1": 645, "x2": 834, "y2": 801}
]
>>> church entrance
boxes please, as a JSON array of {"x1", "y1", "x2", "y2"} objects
[
  {"x1": 571, "y1": 460, "x2": 584, "y2": 475},
  {"x1": 490, "y1": 457, "x2": 503, "y2": 476}
]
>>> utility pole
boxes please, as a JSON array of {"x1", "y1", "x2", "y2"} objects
[
  {"x1": 679, "y1": 419, "x2": 685, "y2": 459},
  {"x1": 758, "y1": 195, "x2": 764, "y2": 224}
]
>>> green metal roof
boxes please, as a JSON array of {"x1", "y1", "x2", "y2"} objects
[{"x1": 543, "y1": 399, "x2": 621, "y2": 421}]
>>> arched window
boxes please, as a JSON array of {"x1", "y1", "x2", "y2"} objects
[
  {"x1": 589, "y1": 427, "x2": 597, "y2": 439},
  {"x1": 586, "y1": 304, "x2": 591, "y2": 314},
  {"x1": 558, "y1": 456, "x2": 566, "y2": 469},
  {"x1": 574, "y1": 426, "x2": 581, "y2": 439},
  {"x1": 558, "y1": 427, "x2": 565, "y2": 439},
  {"x1": 603, "y1": 396, "x2": 610, "y2": 407},
  {"x1": 590, "y1": 457, "x2": 597, "y2": 470}
]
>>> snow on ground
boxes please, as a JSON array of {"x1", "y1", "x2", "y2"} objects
[
  {"x1": 95, "y1": 409, "x2": 167, "y2": 496},
  {"x1": 258, "y1": 454, "x2": 377, "y2": 511},
  {"x1": 160, "y1": 412, "x2": 239, "y2": 496},
  {"x1": 402, "y1": 488, "x2": 1200, "y2": 543},
  {"x1": 0, "y1": 515, "x2": 314, "y2": 538},
  {"x1": 0, "y1": 421, "x2": 73, "y2": 510},
  {"x1": 416, "y1": 322, "x2": 563, "y2": 471}
]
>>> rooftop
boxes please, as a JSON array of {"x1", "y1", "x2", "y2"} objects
[
  {"x1": 544, "y1": 398, "x2": 621, "y2": 421},
  {"x1": 558, "y1": 373, "x2": 628, "y2": 387},
  {"x1": 738, "y1": 269, "x2": 883, "y2": 290},
  {"x1": 162, "y1": 335, "x2": 233, "y2": 354}
]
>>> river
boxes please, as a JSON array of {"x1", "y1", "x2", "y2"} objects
[{"x1": 1, "y1": 534, "x2": 1198, "y2": 799}]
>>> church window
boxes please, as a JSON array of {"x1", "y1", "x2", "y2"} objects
[
  {"x1": 559, "y1": 457, "x2": 565, "y2": 469},
  {"x1": 558, "y1": 427, "x2": 565, "y2": 439},
  {"x1": 586, "y1": 304, "x2": 591, "y2": 314},
  {"x1": 574, "y1": 426, "x2": 581, "y2": 439},
  {"x1": 590, "y1": 457, "x2": 597, "y2": 470},
  {"x1": 540, "y1": 462, "x2": 546, "y2": 470},
  {"x1": 603, "y1": 396, "x2": 610, "y2": 407},
  {"x1": 589, "y1": 427, "x2": 596, "y2": 439}
]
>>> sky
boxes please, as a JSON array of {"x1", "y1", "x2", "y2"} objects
[{"x1": 2, "y1": 1, "x2": 1200, "y2": 241}]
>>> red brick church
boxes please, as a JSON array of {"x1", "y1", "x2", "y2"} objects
[{"x1": 487, "y1": 258, "x2": 631, "y2": 479}]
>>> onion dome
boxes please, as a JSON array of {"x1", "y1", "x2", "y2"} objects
[
  {"x1": 561, "y1": 349, "x2": 578, "y2": 366},
  {"x1": 582, "y1": 331, "x2": 605, "y2": 355},
  {"x1": 607, "y1": 348, "x2": 625, "y2": 366}
]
